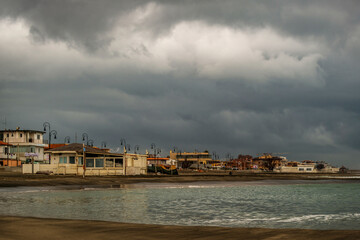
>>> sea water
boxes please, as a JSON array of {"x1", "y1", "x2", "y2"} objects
[{"x1": 0, "y1": 180, "x2": 359, "y2": 230}]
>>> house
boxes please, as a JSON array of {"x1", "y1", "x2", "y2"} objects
[
  {"x1": 274, "y1": 160, "x2": 340, "y2": 173},
  {"x1": 228, "y1": 155, "x2": 253, "y2": 170},
  {"x1": 169, "y1": 150, "x2": 215, "y2": 168},
  {"x1": 252, "y1": 154, "x2": 286, "y2": 171},
  {"x1": 22, "y1": 143, "x2": 147, "y2": 175},
  {"x1": 0, "y1": 128, "x2": 46, "y2": 163}
]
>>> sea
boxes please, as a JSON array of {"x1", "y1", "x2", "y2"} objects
[{"x1": 0, "y1": 179, "x2": 359, "y2": 230}]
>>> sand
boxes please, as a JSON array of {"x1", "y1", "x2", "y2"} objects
[
  {"x1": 0, "y1": 171, "x2": 357, "y2": 188},
  {"x1": 0, "y1": 216, "x2": 359, "y2": 240}
]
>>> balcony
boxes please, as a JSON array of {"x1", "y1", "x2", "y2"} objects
[{"x1": 0, "y1": 153, "x2": 17, "y2": 159}]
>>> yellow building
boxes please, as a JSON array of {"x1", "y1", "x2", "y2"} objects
[{"x1": 169, "y1": 150, "x2": 215, "y2": 168}]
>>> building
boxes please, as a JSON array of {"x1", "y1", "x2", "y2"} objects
[
  {"x1": 228, "y1": 155, "x2": 253, "y2": 170},
  {"x1": 274, "y1": 160, "x2": 339, "y2": 173},
  {"x1": 147, "y1": 157, "x2": 170, "y2": 166},
  {"x1": 22, "y1": 143, "x2": 147, "y2": 175},
  {"x1": 252, "y1": 154, "x2": 286, "y2": 171},
  {"x1": 0, "y1": 141, "x2": 20, "y2": 166},
  {"x1": 0, "y1": 128, "x2": 46, "y2": 163},
  {"x1": 169, "y1": 150, "x2": 216, "y2": 168}
]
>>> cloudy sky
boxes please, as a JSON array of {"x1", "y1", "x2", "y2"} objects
[{"x1": 0, "y1": 0, "x2": 359, "y2": 168}]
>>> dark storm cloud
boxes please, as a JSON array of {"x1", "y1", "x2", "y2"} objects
[{"x1": 0, "y1": 0, "x2": 360, "y2": 168}]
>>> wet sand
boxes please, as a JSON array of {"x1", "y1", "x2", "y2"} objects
[
  {"x1": 0, "y1": 216, "x2": 359, "y2": 240},
  {"x1": 0, "y1": 171, "x2": 357, "y2": 188}
]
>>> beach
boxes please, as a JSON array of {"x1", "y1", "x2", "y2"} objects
[
  {"x1": 1, "y1": 216, "x2": 360, "y2": 240},
  {"x1": 1, "y1": 172, "x2": 360, "y2": 239}
]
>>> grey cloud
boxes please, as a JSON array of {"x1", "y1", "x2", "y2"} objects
[{"x1": 0, "y1": 0, "x2": 360, "y2": 168}]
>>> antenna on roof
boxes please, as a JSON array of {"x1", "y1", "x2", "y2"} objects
[{"x1": 1, "y1": 117, "x2": 6, "y2": 130}]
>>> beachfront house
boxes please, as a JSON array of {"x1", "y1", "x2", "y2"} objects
[
  {"x1": 22, "y1": 143, "x2": 147, "y2": 175},
  {"x1": 0, "y1": 128, "x2": 46, "y2": 163},
  {"x1": 169, "y1": 150, "x2": 217, "y2": 169}
]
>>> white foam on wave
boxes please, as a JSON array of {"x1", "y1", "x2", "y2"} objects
[{"x1": 277, "y1": 213, "x2": 360, "y2": 223}]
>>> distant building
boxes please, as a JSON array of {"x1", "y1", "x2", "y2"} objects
[
  {"x1": 169, "y1": 150, "x2": 216, "y2": 168},
  {"x1": 252, "y1": 154, "x2": 286, "y2": 171},
  {"x1": 229, "y1": 155, "x2": 253, "y2": 170},
  {"x1": 147, "y1": 157, "x2": 170, "y2": 166},
  {"x1": 0, "y1": 128, "x2": 46, "y2": 163},
  {"x1": 22, "y1": 143, "x2": 147, "y2": 175},
  {"x1": 274, "y1": 160, "x2": 340, "y2": 173}
]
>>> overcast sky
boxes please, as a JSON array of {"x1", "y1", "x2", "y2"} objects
[{"x1": 0, "y1": 0, "x2": 359, "y2": 168}]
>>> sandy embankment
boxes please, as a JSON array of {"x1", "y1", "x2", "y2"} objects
[
  {"x1": 0, "y1": 171, "x2": 358, "y2": 187},
  {"x1": 0, "y1": 216, "x2": 359, "y2": 240}
]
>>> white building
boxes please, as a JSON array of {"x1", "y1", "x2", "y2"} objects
[{"x1": 0, "y1": 128, "x2": 46, "y2": 163}]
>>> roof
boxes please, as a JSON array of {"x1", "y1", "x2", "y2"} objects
[
  {"x1": 44, "y1": 143, "x2": 67, "y2": 150},
  {"x1": 0, "y1": 141, "x2": 12, "y2": 146},
  {"x1": 0, "y1": 129, "x2": 45, "y2": 134},
  {"x1": 46, "y1": 143, "x2": 120, "y2": 155}
]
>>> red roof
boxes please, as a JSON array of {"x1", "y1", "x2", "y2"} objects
[
  {"x1": 0, "y1": 141, "x2": 12, "y2": 146},
  {"x1": 45, "y1": 143, "x2": 67, "y2": 150}
]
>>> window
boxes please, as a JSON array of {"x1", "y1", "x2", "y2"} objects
[
  {"x1": 6, "y1": 134, "x2": 9, "y2": 137},
  {"x1": 106, "y1": 159, "x2": 114, "y2": 167},
  {"x1": 59, "y1": 156, "x2": 67, "y2": 164},
  {"x1": 78, "y1": 157, "x2": 83, "y2": 166},
  {"x1": 86, "y1": 159, "x2": 94, "y2": 168},
  {"x1": 20, "y1": 133, "x2": 22, "y2": 138},
  {"x1": 95, "y1": 159, "x2": 104, "y2": 168},
  {"x1": 299, "y1": 168, "x2": 304, "y2": 171},
  {"x1": 69, "y1": 156, "x2": 75, "y2": 164},
  {"x1": 115, "y1": 158, "x2": 123, "y2": 167},
  {"x1": 306, "y1": 168, "x2": 312, "y2": 171},
  {"x1": 37, "y1": 135, "x2": 40, "y2": 140}
]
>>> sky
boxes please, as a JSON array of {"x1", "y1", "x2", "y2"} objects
[{"x1": 0, "y1": 0, "x2": 359, "y2": 168}]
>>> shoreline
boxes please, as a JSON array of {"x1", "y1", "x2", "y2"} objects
[
  {"x1": 1, "y1": 216, "x2": 359, "y2": 240},
  {"x1": 0, "y1": 172, "x2": 359, "y2": 187}
]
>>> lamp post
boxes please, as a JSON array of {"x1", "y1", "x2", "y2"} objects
[
  {"x1": 82, "y1": 133, "x2": 89, "y2": 146},
  {"x1": 120, "y1": 138, "x2": 127, "y2": 175},
  {"x1": 64, "y1": 136, "x2": 70, "y2": 144},
  {"x1": 134, "y1": 145, "x2": 140, "y2": 154},
  {"x1": 120, "y1": 139, "x2": 127, "y2": 153},
  {"x1": 43, "y1": 122, "x2": 57, "y2": 164},
  {"x1": 43, "y1": 122, "x2": 57, "y2": 148},
  {"x1": 156, "y1": 148, "x2": 161, "y2": 170},
  {"x1": 151, "y1": 143, "x2": 157, "y2": 173}
]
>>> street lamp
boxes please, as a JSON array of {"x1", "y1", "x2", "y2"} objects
[
  {"x1": 82, "y1": 133, "x2": 89, "y2": 145},
  {"x1": 151, "y1": 143, "x2": 157, "y2": 173},
  {"x1": 134, "y1": 145, "x2": 140, "y2": 154},
  {"x1": 43, "y1": 122, "x2": 57, "y2": 148},
  {"x1": 120, "y1": 138, "x2": 127, "y2": 153},
  {"x1": 64, "y1": 136, "x2": 70, "y2": 144}
]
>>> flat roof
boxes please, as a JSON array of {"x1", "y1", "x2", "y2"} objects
[{"x1": 0, "y1": 129, "x2": 45, "y2": 134}]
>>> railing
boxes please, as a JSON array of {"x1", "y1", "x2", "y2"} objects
[{"x1": 0, "y1": 153, "x2": 17, "y2": 159}]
